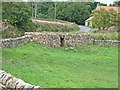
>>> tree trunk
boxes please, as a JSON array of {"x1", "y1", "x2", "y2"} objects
[{"x1": 35, "y1": 3, "x2": 37, "y2": 19}]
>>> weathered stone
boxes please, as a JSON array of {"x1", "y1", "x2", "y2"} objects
[
  {"x1": 25, "y1": 32, "x2": 93, "y2": 47},
  {"x1": 1, "y1": 32, "x2": 120, "y2": 48},
  {"x1": 0, "y1": 70, "x2": 41, "y2": 89},
  {"x1": 1, "y1": 35, "x2": 32, "y2": 48}
]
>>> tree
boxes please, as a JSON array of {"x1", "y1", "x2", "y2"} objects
[
  {"x1": 99, "y1": 3, "x2": 107, "y2": 6},
  {"x1": 109, "y1": 0, "x2": 120, "y2": 6},
  {"x1": 2, "y1": 2, "x2": 33, "y2": 32},
  {"x1": 113, "y1": 0, "x2": 120, "y2": 6},
  {"x1": 36, "y1": 2, "x2": 96, "y2": 25},
  {"x1": 91, "y1": 8, "x2": 118, "y2": 31}
]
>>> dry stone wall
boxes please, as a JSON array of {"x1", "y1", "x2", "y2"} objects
[
  {"x1": 62, "y1": 34, "x2": 93, "y2": 47},
  {"x1": 1, "y1": 35, "x2": 32, "y2": 48},
  {"x1": 1, "y1": 32, "x2": 120, "y2": 48},
  {"x1": 27, "y1": 32, "x2": 61, "y2": 48},
  {"x1": 0, "y1": 70, "x2": 42, "y2": 89},
  {"x1": 25, "y1": 32, "x2": 93, "y2": 47}
]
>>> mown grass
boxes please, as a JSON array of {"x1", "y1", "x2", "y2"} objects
[{"x1": 2, "y1": 42, "x2": 118, "y2": 88}]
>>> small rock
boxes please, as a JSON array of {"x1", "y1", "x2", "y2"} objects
[
  {"x1": 65, "y1": 48, "x2": 69, "y2": 51},
  {"x1": 73, "y1": 49, "x2": 77, "y2": 52},
  {"x1": 69, "y1": 47, "x2": 74, "y2": 50}
]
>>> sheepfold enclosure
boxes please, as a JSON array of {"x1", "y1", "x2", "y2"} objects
[{"x1": 1, "y1": 32, "x2": 119, "y2": 88}]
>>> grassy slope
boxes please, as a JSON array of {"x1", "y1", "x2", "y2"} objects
[
  {"x1": 34, "y1": 20, "x2": 80, "y2": 32},
  {"x1": 2, "y1": 42, "x2": 118, "y2": 88}
]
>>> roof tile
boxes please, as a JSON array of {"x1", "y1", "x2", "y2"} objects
[{"x1": 97, "y1": 6, "x2": 120, "y2": 14}]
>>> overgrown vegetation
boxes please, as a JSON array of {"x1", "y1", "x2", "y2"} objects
[
  {"x1": 88, "y1": 28, "x2": 118, "y2": 40},
  {"x1": 33, "y1": 20, "x2": 79, "y2": 32},
  {"x1": 2, "y1": 42, "x2": 118, "y2": 88},
  {"x1": 2, "y1": 26, "x2": 24, "y2": 38},
  {"x1": 2, "y1": 2, "x2": 34, "y2": 32},
  {"x1": 2, "y1": 2, "x2": 35, "y2": 38}
]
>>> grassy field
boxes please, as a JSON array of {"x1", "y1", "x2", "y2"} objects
[{"x1": 2, "y1": 42, "x2": 118, "y2": 88}]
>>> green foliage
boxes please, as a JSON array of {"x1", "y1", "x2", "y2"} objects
[
  {"x1": 2, "y1": 42, "x2": 118, "y2": 88},
  {"x1": 118, "y1": 16, "x2": 120, "y2": 32},
  {"x1": 36, "y1": 2, "x2": 96, "y2": 25},
  {"x1": 57, "y1": 3, "x2": 92, "y2": 25},
  {"x1": 91, "y1": 8, "x2": 118, "y2": 31},
  {"x1": 98, "y1": 2, "x2": 107, "y2": 6},
  {"x1": 2, "y1": 26, "x2": 24, "y2": 38},
  {"x1": 112, "y1": 1, "x2": 120, "y2": 6},
  {"x1": 89, "y1": 29, "x2": 118, "y2": 40},
  {"x1": 93, "y1": 34, "x2": 106, "y2": 40},
  {"x1": 2, "y1": 2, "x2": 34, "y2": 32},
  {"x1": 34, "y1": 21, "x2": 79, "y2": 32}
]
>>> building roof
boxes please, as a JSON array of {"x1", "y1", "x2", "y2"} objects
[
  {"x1": 85, "y1": 6, "x2": 120, "y2": 22},
  {"x1": 85, "y1": 17, "x2": 93, "y2": 21},
  {"x1": 96, "y1": 6, "x2": 120, "y2": 14}
]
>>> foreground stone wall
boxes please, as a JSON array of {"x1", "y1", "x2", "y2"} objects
[
  {"x1": 26, "y1": 32, "x2": 93, "y2": 47},
  {"x1": 1, "y1": 35, "x2": 32, "y2": 48},
  {"x1": 0, "y1": 70, "x2": 41, "y2": 89}
]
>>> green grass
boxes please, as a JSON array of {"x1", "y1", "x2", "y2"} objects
[{"x1": 2, "y1": 42, "x2": 118, "y2": 88}]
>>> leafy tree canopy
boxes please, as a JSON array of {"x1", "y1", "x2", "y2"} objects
[
  {"x1": 91, "y1": 8, "x2": 118, "y2": 31},
  {"x1": 36, "y1": 2, "x2": 97, "y2": 25},
  {"x1": 2, "y1": 2, "x2": 34, "y2": 32}
]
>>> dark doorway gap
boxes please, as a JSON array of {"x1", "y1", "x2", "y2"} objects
[{"x1": 60, "y1": 37, "x2": 64, "y2": 47}]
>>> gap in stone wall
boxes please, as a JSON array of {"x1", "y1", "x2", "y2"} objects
[{"x1": 60, "y1": 37, "x2": 64, "y2": 47}]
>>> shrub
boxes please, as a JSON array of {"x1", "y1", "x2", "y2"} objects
[
  {"x1": 93, "y1": 34, "x2": 105, "y2": 40},
  {"x1": 2, "y1": 2, "x2": 34, "y2": 32},
  {"x1": 92, "y1": 31, "x2": 118, "y2": 40},
  {"x1": 2, "y1": 26, "x2": 24, "y2": 38}
]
